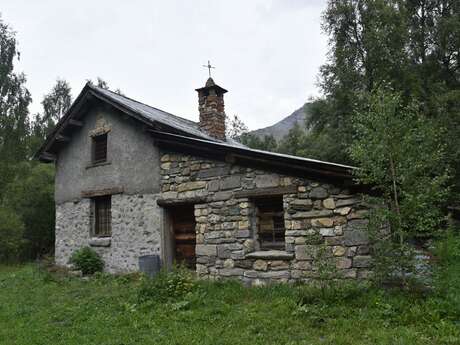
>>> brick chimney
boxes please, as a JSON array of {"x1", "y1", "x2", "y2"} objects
[{"x1": 196, "y1": 77, "x2": 228, "y2": 140}]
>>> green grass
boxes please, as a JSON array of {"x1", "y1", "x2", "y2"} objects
[{"x1": 0, "y1": 263, "x2": 459, "y2": 345}]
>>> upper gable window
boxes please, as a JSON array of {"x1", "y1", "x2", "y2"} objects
[
  {"x1": 255, "y1": 197, "x2": 285, "y2": 250},
  {"x1": 92, "y1": 133, "x2": 107, "y2": 164}
]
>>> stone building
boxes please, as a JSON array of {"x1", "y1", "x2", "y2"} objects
[{"x1": 37, "y1": 78, "x2": 371, "y2": 284}]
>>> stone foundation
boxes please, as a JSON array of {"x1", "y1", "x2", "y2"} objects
[
  {"x1": 55, "y1": 193, "x2": 162, "y2": 273},
  {"x1": 160, "y1": 151, "x2": 372, "y2": 285}
]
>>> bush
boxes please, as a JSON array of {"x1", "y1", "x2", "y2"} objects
[
  {"x1": 70, "y1": 247, "x2": 104, "y2": 275},
  {"x1": 138, "y1": 266, "x2": 196, "y2": 304},
  {"x1": 0, "y1": 207, "x2": 26, "y2": 263}
]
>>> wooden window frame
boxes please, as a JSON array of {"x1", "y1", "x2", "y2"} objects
[
  {"x1": 254, "y1": 197, "x2": 285, "y2": 250},
  {"x1": 92, "y1": 133, "x2": 108, "y2": 164},
  {"x1": 91, "y1": 195, "x2": 112, "y2": 237}
]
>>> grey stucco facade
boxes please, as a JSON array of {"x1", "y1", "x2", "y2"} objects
[
  {"x1": 54, "y1": 106, "x2": 163, "y2": 272},
  {"x1": 55, "y1": 105, "x2": 161, "y2": 204}
]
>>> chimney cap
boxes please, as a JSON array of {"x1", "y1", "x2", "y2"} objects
[{"x1": 195, "y1": 77, "x2": 228, "y2": 94}]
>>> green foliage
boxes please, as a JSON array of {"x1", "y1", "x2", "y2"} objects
[
  {"x1": 0, "y1": 208, "x2": 25, "y2": 263},
  {"x1": 138, "y1": 266, "x2": 196, "y2": 304},
  {"x1": 0, "y1": 15, "x2": 32, "y2": 196},
  {"x1": 304, "y1": 0, "x2": 460, "y2": 194},
  {"x1": 226, "y1": 114, "x2": 248, "y2": 140},
  {"x1": 350, "y1": 88, "x2": 450, "y2": 238},
  {"x1": 3, "y1": 162, "x2": 55, "y2": 259},
  {"x1": 349, "y1": 88, "x2": 451, "y2": 285},
  {"x1": 41, "y1": 79, "x2": 72, "y2": 123},
  {"x1": 277, "y1": 123, "x2": 308, "y2": 156},
  {"x1": 240, "y1": 133, "x2": 278, "y2": 152},
  {"x1": 70, "y1": 247, "x2": 104, "y2": 275}
]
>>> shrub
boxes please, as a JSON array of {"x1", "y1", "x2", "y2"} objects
[
  {"x1": 0, "y1": 207, "x2": 26, "y2": 263},
  {"x1": 70, "y1": 247, "x2": 104, "y2": 275},
  {"x1": 138, "y1": 266, "x2": 196, "y2": 304}
]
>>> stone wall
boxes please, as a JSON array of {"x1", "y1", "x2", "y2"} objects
[
  {"x1": 160, "y1": 151, "x2": 372, "y2": 285},
  {"x1": 55, "y1": 193, "x2": 162, "y2": 273}
]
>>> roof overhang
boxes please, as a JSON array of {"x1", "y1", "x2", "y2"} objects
[
  {"x1": 35, "y1": 84, "x2": 209, "y2": 162},
  {"x1": 149, "y1": 130, "x2": 357, "y2": 183}
]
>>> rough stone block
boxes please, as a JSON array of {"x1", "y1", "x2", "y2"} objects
[
  {"x1": 258, "y1": 271, "x2": 290, "y2": 279},
  {"x1": 336, "y1": 257, "x2": 352, "y2": 269},
  {"x1": 253, "y1": 260, "x2": 268, "y2": 271},
  {"x1": 208, "y1": 180, "x2": 220, "y2": 192},
  {"x1": 319, "y1": 228, "x2": 335, "y2": 237},
  {"x1": 335, "y1": 198, "x2": 360, "y2": 207},
  {"x1": 309, "y1": 187, "x2": 329, "y2": 199},
  {"x1": 197, "y1": 166, "x2": 230, "y2": 178},
  {"x1": 196, "y1": 244, "x2": 217, "y2": 256},
  {"x1": 255, "y1": 174, "x2": 280, "y2": 188},
  {"x1": 332, "y1": 246, "x2": 346, "y2": 256},
  {"x1": 312, "y1": 218, "x2": 334, "y2": 228},
  {"x1": 295, "y1": 245, "x2": 316, "y2": 260},
  {"x1": 220, "y1": 176, "x2": 241, "y2": 190},
  {"x1": 219, "y1": 268, "x2": 244, "y2": 277},
  {"x1": 353, "y1": 255, "x2": 372, "y2": 268},
  {"x1": 246, "y1": 250, "x2": 294, "y2": 260},
  {"x1": 177, "y1": 181, "x2": 206, "y2": 192},
  {"x1": 343, "y1": 229, "x2": 369, "y2": 246},
  {"x1": 292, "y1": 210, "x2": 333, "y2": 219},
  {"x1": 323, "y1": 198, "x2": 336, "y2": 209},
  {"x1": 212, "y1": 191, "x2": 233, "y2": 201},
  {"x1": 290, "y1": 199, "x2": 313, "y2": 211}
]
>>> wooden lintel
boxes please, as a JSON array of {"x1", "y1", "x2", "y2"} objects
[
  {"x1": 68, "y1": 119, "x2": 83, "y2": 127},
  {"x1": 39, "y1": 152, "x2": 56, "y2": 162},
  {"x1": 157, "y1": 196, "x2": 207, "y2": 207},
  {"x1": 234, "y1": 186, "x2": 298, "y2": 199},
  {"x1": 56, "y1": 134, "x2": 70, "y2": 142},
  {"x1": 81, "y1": 187, "x2": 123, "y2": 198}
]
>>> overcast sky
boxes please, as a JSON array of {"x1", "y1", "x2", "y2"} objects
[{"x1": 2, "y1": 0, "x2": 328, "y2": 130}]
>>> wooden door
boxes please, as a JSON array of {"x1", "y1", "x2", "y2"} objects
[{"x1": 170, "y1": 206, "x2": 196, "y2": 269}]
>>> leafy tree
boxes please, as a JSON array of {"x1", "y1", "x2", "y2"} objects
[
  {"x1": 0, "y1": 15, "x2": 32, "y2": 195},
  {"x1": 226, "y1": 114, "x2": 248, "y2": 140},
  {"x1": 277, "y1": 123, "x2": 308, "y2": 156},
  {"x1": 0, "y1": 207, "x2": 25, "y2": 263},
  {"x1": 306, "y1": 0, "x2": 459, "y2": 190},
  {"x1": 240, "y1": 133, "x2": 278, "y2": 152},
  {"x1": 349, "y1": 87, "x2": 451, "y2": 284},
  {"x1": 41, "y1": 79, "x2": 72, "y2": 123},
  {"x1": 87, "y1": 77, "x2": 123, "y2": 95},
  {"x1": 29, "y1": 79, "x2": 73, "y2": 155},
  {"x1": 3, "y1": 163, "x2": 55, "y2": 259}
]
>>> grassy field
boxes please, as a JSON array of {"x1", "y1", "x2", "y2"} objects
[{"x1": 0, "y1": 261, "x2": 459, "y2": 345}]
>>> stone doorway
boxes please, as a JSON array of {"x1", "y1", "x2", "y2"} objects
[{"x1": 169, "y1": 205, "x2": 196, "y2": 269}]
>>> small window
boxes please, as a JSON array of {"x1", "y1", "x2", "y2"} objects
[
  {"x1": 255, "y1": 197, "x2": 285, "y2": 249},
  {"x1": 91, "y1": 195, "x2": 111, "y2": 237},
  {"x1": 92, "y1": 133, "x2": 107, "y2": 163}
]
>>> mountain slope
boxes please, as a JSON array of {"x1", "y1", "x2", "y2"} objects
[{"x1": 249, "y1": 103, "x2": 310, "y2": 140}]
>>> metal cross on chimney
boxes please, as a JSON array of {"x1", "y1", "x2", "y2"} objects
[{"x1": 202, "y1": 60, "x2": 215, "y2": 78}]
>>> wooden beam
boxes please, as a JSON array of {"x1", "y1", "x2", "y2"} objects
[
  {"x1": 56, "y1": 134, "x2": 70, "y2": 142},
  {"x1": 68, "y1": 119, "x2": 83, "y2": 127},
  {"x1": 234, "y1": 186, "x2": 298, "y2": 199},
  {"x1": 157, "y1": 196, "x2": 207, "y2": 207},
  {"x1": 81, "y1": 187, "x2": 123, "y2": 198},
  {"x1": 39, "y1": 152, "x2": 56, "y2": 162}
]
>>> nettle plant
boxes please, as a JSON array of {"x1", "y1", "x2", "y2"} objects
[{"x1": 349, "y1": 87, "x2": 451, "y2": 286}]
